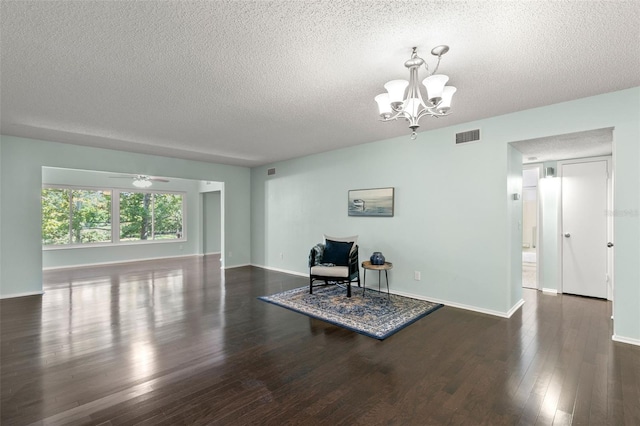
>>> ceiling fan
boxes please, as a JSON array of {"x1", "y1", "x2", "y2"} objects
[{"x1": 109, "y1": 174, "x2": 169, "y2": 188}]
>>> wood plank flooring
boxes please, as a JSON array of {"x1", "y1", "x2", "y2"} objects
[{"x1": 1, "y1": 255, "x2": 639, "y2": 425}]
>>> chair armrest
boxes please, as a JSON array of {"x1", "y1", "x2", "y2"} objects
[
  {"x1": 308, "y1": 243, "x2": 325, "y2": 267},
  {"x1": 348, "y1": 245, "x2": 359, "y2": 273},
  {"x1": 348, "y1": 245, "x2": 359, "y2": 263}
]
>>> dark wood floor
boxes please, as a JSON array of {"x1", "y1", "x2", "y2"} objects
[{"x1": 1, "y1": 255, "x2": 639, "y2": 425}]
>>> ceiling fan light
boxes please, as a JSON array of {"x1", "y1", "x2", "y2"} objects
[
  {"x1": 422, "y1": 74, "x2": 449, "y2": 105},
  {"x1": 384, "y1": 79, "x2": 409, "y2": 107},
  {"x1": 133, "y1": 178, "x2": 152, "y2": 188},
  {"x1": 374, "y1": 93, "x2": 392, "y2": 118},
  {"x1": 437, "y1": 86, "x2": 457, "y2": 114}
]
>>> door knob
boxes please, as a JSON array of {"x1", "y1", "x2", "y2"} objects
[
  {"x1": 564, "y1": 233, "x2": 571, "y2": 238},
  {"x1": 607, "y1": 242, "x2": 614, "y2": 248}
]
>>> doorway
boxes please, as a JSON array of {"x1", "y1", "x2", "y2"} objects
[
  {"x1": 509, "y1": 127, "x2": 614, "y2": 296},
  {"x1": 522, "y1": 166, "x2": 540, "y2": 289},
  {"x1": 202, "y1": 190, "x2": 222, "y2": 256},
  {"x1": 199, "y1": 180, "x2": 225, "y2": 267}
]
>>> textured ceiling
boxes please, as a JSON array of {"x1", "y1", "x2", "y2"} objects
[
  {"x1": 1, "y1": 1, "x2": 639, "y2": 167},
  {"x1": 511, "y1": 128, "x2": 613, "y2": 164}
]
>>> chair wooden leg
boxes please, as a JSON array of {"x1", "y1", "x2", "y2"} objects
[
  {"x1": 309, "y1": 277, "x2": 313, "y2": 294},
  {"x1": 347, "y1": 282, "x2": 352, "y2": 298}
]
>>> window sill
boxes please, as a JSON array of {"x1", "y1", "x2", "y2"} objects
[{"x1": 43, "y1": 239, "x2": 187, "y2": 251}]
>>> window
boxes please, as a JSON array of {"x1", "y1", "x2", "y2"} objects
[
  {"x1": 119, "y1": 192, "x2": 183, "y2": 241},
  {"x1": 42, "y1": 186, "x2": 185, "y2": 247},
  {"x1": 42, "y1": 188, "x2": 112, "y2": 245}
]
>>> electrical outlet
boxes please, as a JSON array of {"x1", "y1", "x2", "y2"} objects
[{"x1": 414, "y1": 271, "x2": 421, "y2": 281}]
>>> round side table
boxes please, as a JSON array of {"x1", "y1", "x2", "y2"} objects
[{"x1": 361, "y1": 261, "x2": 393, "y2": 298}]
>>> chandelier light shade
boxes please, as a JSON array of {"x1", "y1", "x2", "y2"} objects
[
  {"x1": 132, "y1": 176, "x2": 153, "y2": 188},
  {"x1": 375, "y1": 45, "x2": 457, "y2": 139}
]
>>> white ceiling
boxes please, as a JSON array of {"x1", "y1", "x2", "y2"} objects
[
  {"x1": 512, "y1": 127, "x2": 613, "y2": 164},
  {"x1": 1, "y1": 1, "x2": 638, "y2": 167}
]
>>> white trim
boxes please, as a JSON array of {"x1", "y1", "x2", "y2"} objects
[
  {"x1": 392, "y1": 288, "x2": 524, "y2": 318},
  {"x1": 204, "y1": 251, "x2": 221, "y2": 256},
  {"x1": 612, "y1": 335, "x2": 640, "y2": 347},
  {"x1": 506, "y1": 299, "x2": 526, "y2": 317},
  {"x1": 252, "y1": 264, "x2": 527, "y2": 318},
  {"x1": 252, "y1": 264, "x2": 309, "y2": 278},
  {"x1": 223, "y1": 263, "x2": 251, "y2": 270},
  {"x1": 542, "y1": 287, "x2": 558, "y2": 294},
  {"x1": 43, "y1": 237, "x2": 187, "y2": 251},
  {"x1": 0, "y1": 291, "x2": 44, "y2": 299},
  {"x1": 523, "y1": 164, "x2": 542, "y2": 291},
  {"x1": 42, "y1": 254, "x2": 197, "y2": 271}
]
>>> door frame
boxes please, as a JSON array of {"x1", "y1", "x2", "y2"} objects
[
  {"x1": 522, "y1": 164, "x2": 542, "y2": 290},
  {"x1": 558, "y1": 156, "x2": 613, "y2": 300},
  {"x1": 198, "y1": 181, "x2": 225, "y2": 268}
]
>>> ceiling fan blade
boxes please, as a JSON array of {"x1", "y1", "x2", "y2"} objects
[{"x1": 149, "y1": 177, "x2": 170, "y2": 182}]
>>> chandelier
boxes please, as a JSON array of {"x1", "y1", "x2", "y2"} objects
[{"x1": 375, "y1": 46, "x2": 457, "y2": 139}]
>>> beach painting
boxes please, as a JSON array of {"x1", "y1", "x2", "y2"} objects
[{"x1": 348, "y1": 187, "x2": 394, "y2": 217}]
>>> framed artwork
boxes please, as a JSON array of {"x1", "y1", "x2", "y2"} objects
[{"x1": 348, "y1": 187, "x2": 394, "y2": 217}]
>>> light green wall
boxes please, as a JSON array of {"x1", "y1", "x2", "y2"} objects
[
  {"x1": 0, "y1": 136, "x2": 251, "y2": 297},
  {"x1": 251, "y1": 88, "x2": 640, "y2": 341},
  {"x1": 41, "y1": 167, "x2": 203, "y2": 269},
  {"x1": 252, "y1": 120, "x2": 514, "y2": 315},
  {"x1": 0, "y1": 141, "x2": 2, "y2": 289}
]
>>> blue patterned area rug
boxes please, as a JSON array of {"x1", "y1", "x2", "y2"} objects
[{"x1": 258, "y1": 286, "x2": 443, "y2": 340}]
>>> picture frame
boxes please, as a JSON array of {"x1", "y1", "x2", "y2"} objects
[{"x1": 348, "y1": 187, "x2": 394, "y2": 217}]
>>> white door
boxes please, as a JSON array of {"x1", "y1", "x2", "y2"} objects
[{"x1": 561, "y1": 160, "x2": 608, "y2": 298}]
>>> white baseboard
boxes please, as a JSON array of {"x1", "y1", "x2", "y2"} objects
[
  {"x1": 506, "y1": 299, "x2": 526, "y2": 317},
  {"x1": 252, "y1": 264, "x2": 309, "y2": 278},
  {"x1": 542, "y1": 288, "x2": 558, "y2": 294},
  {"x1": 253, "y1": 264, "x2": 526, "y2": 319},
  {"x1": 391, "y1": 289, "x2": 524, "y2": 319},
  {"x1": 223, "y1": 263, "x2": 251, "y2": 270},
  {"x1": 42, "y1": 254, "x2": 199, "y2": 271},
  {"x1": 204, "y1": 251, "x2": 221, "y2": 256},
  {"x1": 0, "y1": 291, "x2": 45, "y2": 300},
  {"x1": 612, "y1": 334, "x2": 640, "y2": 347}
]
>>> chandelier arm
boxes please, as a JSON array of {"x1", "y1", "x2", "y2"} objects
[
  {"x1": 379, "y1": 109, "x2": 409, "y2": 122},
  {"x1": 417, "y1": 108, "x2": 452, "y2": 120},
  {"x1": 416, "y1": 108, "x2": 440, "y2": 121},
  {"x1": 430, "y1": 55, "x2": 443, "y2": 76}
]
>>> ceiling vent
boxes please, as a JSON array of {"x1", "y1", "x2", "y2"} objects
[
  {"x1": 455, "y1": 129, "x2": 480, "y2": 145},
  {"x1": 267, "y1": 168, "x2": 276, "y2": 176}
]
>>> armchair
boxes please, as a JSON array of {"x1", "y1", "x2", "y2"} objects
[{"x1": 308, "y1": 236, "x2": 360, "y2": 297}]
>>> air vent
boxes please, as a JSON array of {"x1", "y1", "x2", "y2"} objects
[
  {"x1": 267, "y1": 168, "x2": 276, "y2": 176},
  {"x1": 455, "y1": 129, "x2": 480, "y2": 145}
]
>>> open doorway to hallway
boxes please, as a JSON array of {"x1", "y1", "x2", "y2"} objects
[
  {"x1": 522, "y1": 166, "x2": 540, "y2": 289},
  {"x1": 510, "y1": 127, "x2": 614, "y2": 296}
]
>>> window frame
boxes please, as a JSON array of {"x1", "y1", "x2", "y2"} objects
[{"x1": 42, "y1": 184, "x2": 187, "y2": 250}]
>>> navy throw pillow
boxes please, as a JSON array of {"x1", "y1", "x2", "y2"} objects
[{"x1": 323, "y1": 240, "x2": 353, "y2": 266}]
